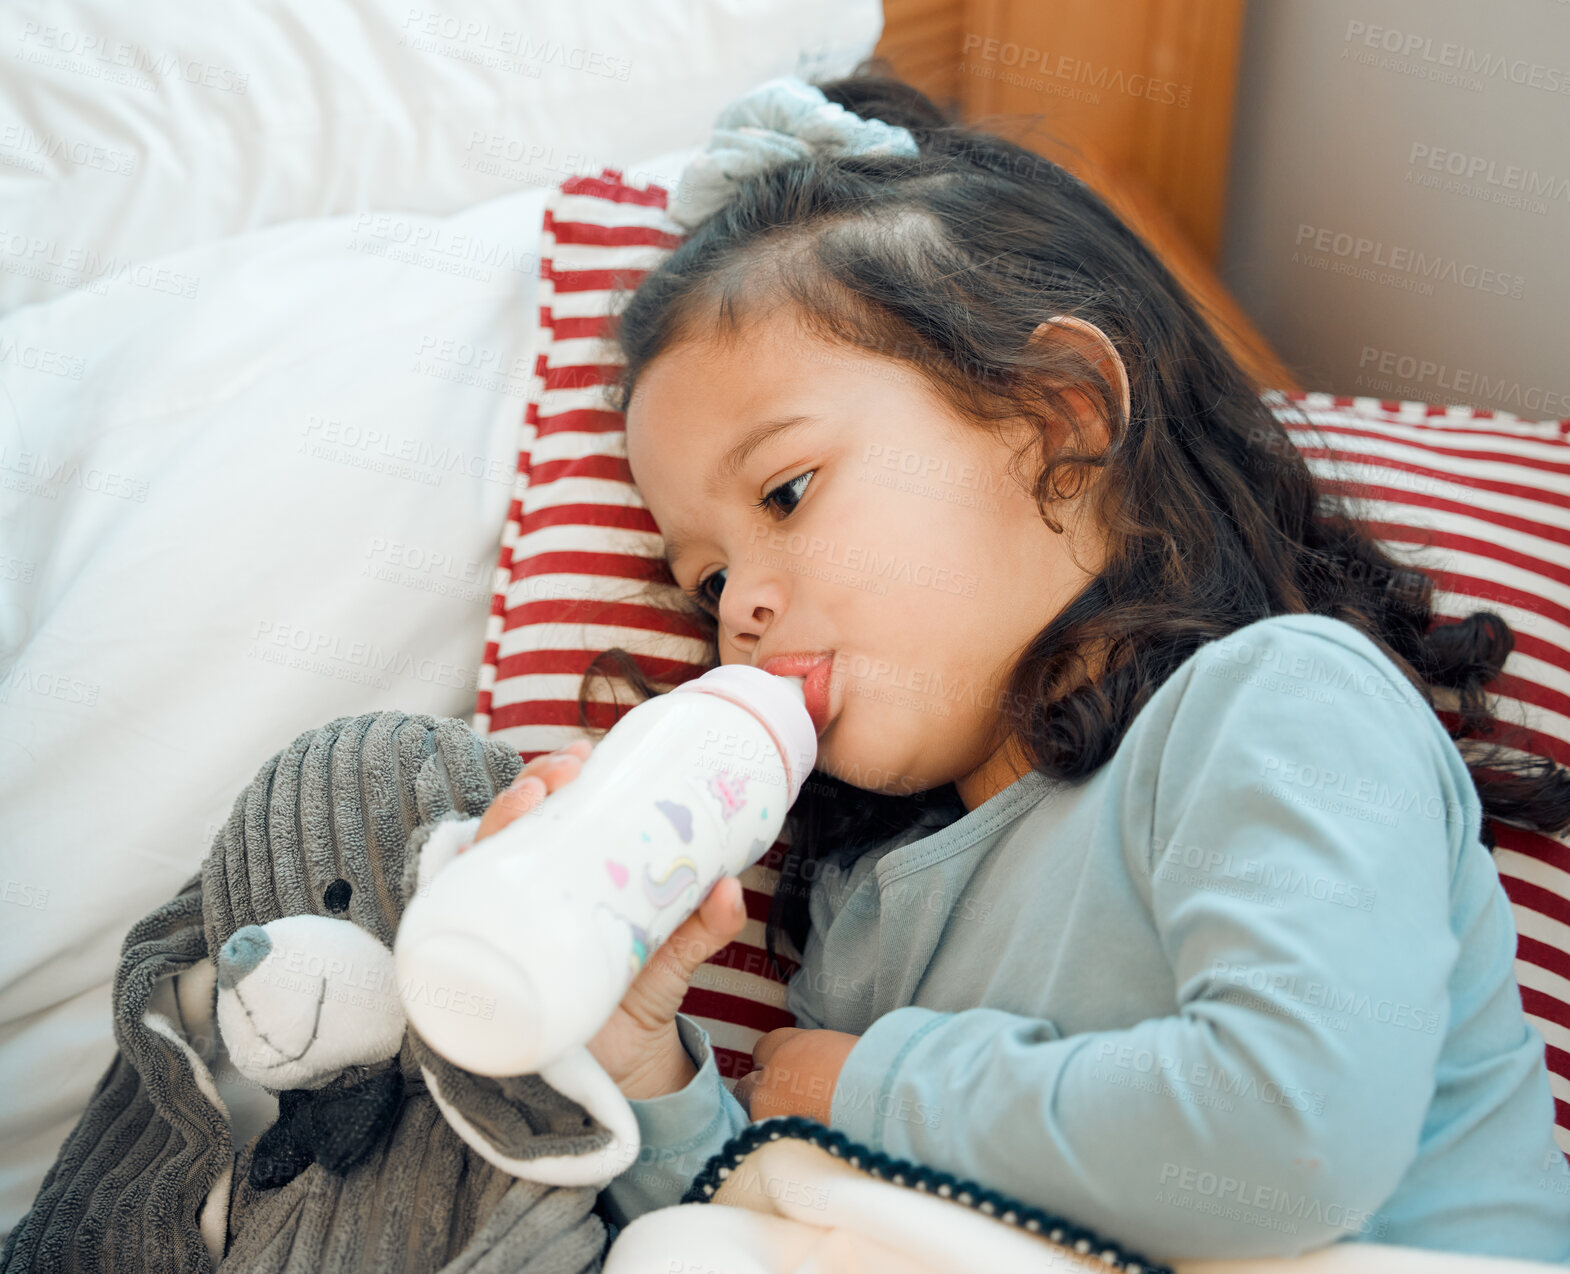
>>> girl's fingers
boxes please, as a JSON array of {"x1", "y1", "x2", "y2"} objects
[
  {"x1": 473, "y1": 740, "x2": 594, "y2": 844},
  {"x1": 616, "y1": 877, "x2": 748, "y2": 1032}
]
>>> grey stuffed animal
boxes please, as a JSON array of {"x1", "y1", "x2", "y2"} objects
[{"x1": 1, "y1": 711, "x2": 639, "y2": 1274}]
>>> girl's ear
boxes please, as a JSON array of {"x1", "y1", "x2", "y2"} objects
[{"x1": 1031, "y1": 316, "x2": 1132, "y2": 441}]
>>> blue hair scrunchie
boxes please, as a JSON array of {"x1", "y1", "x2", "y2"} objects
[{"x1": 669, "y1": 75, "x2": 921, "y2": 230}]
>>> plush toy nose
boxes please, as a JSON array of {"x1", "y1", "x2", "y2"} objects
[{"x1": 217, "y1": 924, "x2": 272, "y2": 989}]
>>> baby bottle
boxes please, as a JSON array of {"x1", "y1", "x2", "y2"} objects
[{"x1": 395, "y1": 665, "x2": 818, "y2": 1077}]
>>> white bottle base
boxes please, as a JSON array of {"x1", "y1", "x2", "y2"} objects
[{"x1": 400, "y1": 933, "x2": 546, "y2": 1077}]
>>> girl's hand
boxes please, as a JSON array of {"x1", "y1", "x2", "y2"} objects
[
  {"x1": 469, "y1": 739, "x2": 750, "y2": 1101},
  {"x1": 469, "y1": 738, "x2": 595, "y2": 842},
  {"x1": 733, "y1": 1027, "x2": 860, "y2": 1124}
]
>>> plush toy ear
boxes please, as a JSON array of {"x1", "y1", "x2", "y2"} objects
[
  {"x1": 2, "y1": 871, "x2": 234, "y2": 1274},
  {"x1": 394, "y1": 721, "x2": 641, "y2": 1188},
  {"x1": 406, "y1": 1030, "x2": 639, "y2": 1190},
  {"x1": 397, "y1": 719, "x2": 525, "y2": 911}
]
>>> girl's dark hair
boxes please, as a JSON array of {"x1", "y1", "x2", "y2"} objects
[{"x1": 578, "y1": 61, "x2": 1570, "y2": 976}]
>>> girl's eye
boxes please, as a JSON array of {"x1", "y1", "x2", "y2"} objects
[
  {"x1": 754, "y1": 469, "x2": 814, "y2": 518},
  {"x1": 685, "y1": 470, "x2": 816, "y2": 614},
  {"x1": 691, "y1": 567, "x2": 726, "y2": 611}
]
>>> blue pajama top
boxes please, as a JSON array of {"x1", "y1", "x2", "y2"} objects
[{"x1": 598, "y1": 614, "x2": 1570, "y2": 1264}]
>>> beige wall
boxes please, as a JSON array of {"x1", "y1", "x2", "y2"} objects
[{"x1": 1222, "y1": 0, "x2": 1570, "y2": 417}]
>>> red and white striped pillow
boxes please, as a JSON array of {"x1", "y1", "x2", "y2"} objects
[{"x1": 472, "y1": 171, "x2": 1570, "y2": 1138}]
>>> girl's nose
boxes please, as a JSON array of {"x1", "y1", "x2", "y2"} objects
[{"x1": 217, "y1": 924, "x2": 272, "y2": 988}]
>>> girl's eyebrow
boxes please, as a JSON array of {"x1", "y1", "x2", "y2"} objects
[{"x1": 704, "y1": 413, "x2": 819, "y2": 498}]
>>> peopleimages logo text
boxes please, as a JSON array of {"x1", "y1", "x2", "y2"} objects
[
  {"x1": 1344, "y1": 21, "x2": 1570, "y2": 94},
  {"x1": 1294, "y1": 225, "x2": 1524, "y2": 297}
]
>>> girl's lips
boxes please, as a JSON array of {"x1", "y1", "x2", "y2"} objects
[{"x1": 759, "y1": 652, "x2": 835, "y2": 735}]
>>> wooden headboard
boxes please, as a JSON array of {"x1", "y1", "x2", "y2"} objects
[{"x1": 873, "y1": 0, "x2": 1300, "y2": 391}]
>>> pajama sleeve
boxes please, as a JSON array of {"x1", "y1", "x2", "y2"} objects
[
  {"x1": 826, "y1": 621, "x2": 1471, "y2": 1261},
  {"x1": 596, "y1": 1012, "x2": 753, "y2": 1228}
]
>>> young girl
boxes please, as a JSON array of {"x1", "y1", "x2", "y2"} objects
[{"x1": 472, "y1": 70, "x2": 1570, "y2": 1264}]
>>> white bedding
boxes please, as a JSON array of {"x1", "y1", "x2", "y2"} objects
[
  {"x1": 0, "y1": 0, "x2": 880, "y2": 314},
  {"x1": 0, "y1": 0, "x2": 883, "y2": 1235}
]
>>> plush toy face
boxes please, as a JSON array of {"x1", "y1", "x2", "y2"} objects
[
  {"x1": 214, "y1": 906, "x2": 408, "y2": 1091},
  {"x1": 1, "y1": 712, "x2": 636, "y2": 1274}
]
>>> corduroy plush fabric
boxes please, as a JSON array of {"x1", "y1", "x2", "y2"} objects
[{"x1": 1, "y1": 710, "x2": 616, "y2": 1274}]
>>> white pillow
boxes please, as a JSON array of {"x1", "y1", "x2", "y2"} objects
[
  {"x1": 0, "y1": 150, "x2": 724, "y2": 1233},
  {"x1": 0, "y1": 0, "x2": 883, "y2": 312}
]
